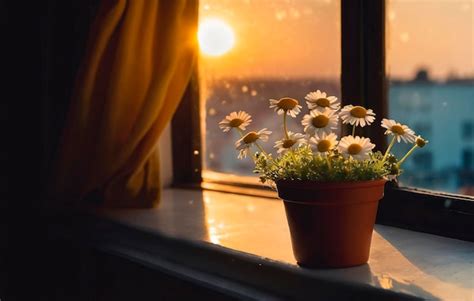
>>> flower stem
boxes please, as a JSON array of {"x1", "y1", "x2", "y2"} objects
[
  {"x1": 382, "y1": 136, "x2": 397, "y2": 164},
  {"x1": 352, "y1": 124, "x2": 356, "y2": 136},
  {"x1": 283, "y1": 112, "x2": 290, "y2": 140},
  {"x1": 397, "y1": 145, "x2": 418, "y2": 167},
  {"x1": 235, "y1": 128, "x2": 245, "y2": 137},
  {"x1": 326, "y1": 156, "x2": 332, "y2": 170},
  {"x1": 254, "y1": 141, "x2": 268, "y2": 156}
]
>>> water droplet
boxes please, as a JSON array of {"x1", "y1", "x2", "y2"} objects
[
  {"x1": 290, "y1": 8, "x2": 300, "y2": 19},
  {"x1": 303, "y1": 8, "x2": 313, "y2": 15},
  {"x1": 246, "y1": 204, "x2": 256, "y2": 212},
  {"x1": 193, "y1": 150, "x2": 199, "y2": 155},
  {"x1": 388, "y1": 11, "x2": 396, "y2": 21},
  {"x1": 400, "y1": 32, "x2": 410, "y2": 43},
  {"x1": 241, "y1": 85, "x2": 249, "y2": 93},
  {"x1": 251, "y1": 90, "x2": 258, "y2": 96},
  {"x1": 461, "y1": 3, "x2": 471, "y2": 11},
  {"x1": 208, "y1": 108, "x2": 216, "y2": 116}
]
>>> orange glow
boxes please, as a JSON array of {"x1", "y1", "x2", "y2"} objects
[
  {"x1": 199, "y1": 0, "x2": 473, "y2": 80},
  {"x1": 199, "y1": 0, "x2": 341, "y2": 79},
  {"x1": 387, "y1": 0, "x2": 473, "y2": 79}
]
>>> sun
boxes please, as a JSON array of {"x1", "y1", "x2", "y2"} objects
[{"x1": 198, "y1": 18, "x2": 235, "y2": 57}]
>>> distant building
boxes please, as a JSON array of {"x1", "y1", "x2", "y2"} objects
[{"x1": 389, "y1": 82, "x2": 474, "y2": 194}]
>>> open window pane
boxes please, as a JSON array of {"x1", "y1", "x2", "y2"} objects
[
  {"x1": 386, "y1": 0, "x2": 474, "y2": 195},
  {"x1": 199, "y1": 0, "x2": 341, "y2": 180}
]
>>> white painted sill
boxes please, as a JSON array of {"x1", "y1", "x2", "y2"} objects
[{"x1": 94, "y1": 188, "x2": 474, "y2": 301}]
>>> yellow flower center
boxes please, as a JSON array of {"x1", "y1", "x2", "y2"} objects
[
  {"x1": 350, "y1": 106, "x2": 367, "y2": 118},
  {"x1": 282, "y1": 139, "x2": 296, "y2": 148},
  {"x1": 391, "y1": 125, "x2": 405, "y2": 135},
  {"x1": 348, "y1": 143, "x2": 362, "y2": 155},
  {"x1": 315, "y1": 98, "x2": 330, "y2": 107},
  {"x1": 416, "y1": 137, "x2": 427, "y2": 148},
  {"x1": 317, "y1": 140, "x2": 332, "y2": 152},
  {"x1": 228, "y1": 118, "x2": 244, "y2": 127},
  {"x1": 242, "y1": 132, "x2": 259, "y2": 144},
  {"x1": 277, "y1": 97, "x2": 299, "y2": 110},
  {"x1": 311, "y1": 115, "x2": 330, "y2": 128}
]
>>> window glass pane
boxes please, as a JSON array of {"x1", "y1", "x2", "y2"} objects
[
  {"x1": 199, "y1": 0, "x2": 341, "y2": 180},
  {"x1": 387, "y1": 0, "x2": 474, "y2": 195}
]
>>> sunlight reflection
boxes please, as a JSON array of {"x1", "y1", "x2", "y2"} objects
[
  {"x1": 202, "y1": 190, "x2": 293, "y2": 261},
  {"x1": 209, "y1": 226, "x2": 220, "y2": 244},
  {"x1": 372, "y1": 228, "x2": 470, "y2": 299},
  {"x1": 377, "y1": 274, "x2": 394, "y2": 289}
]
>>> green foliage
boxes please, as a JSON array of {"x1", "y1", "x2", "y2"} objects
[{"x1": 254, "y1": 145, "x2": 396, "y2": 184}]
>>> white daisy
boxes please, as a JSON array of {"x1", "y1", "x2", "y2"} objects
[
  {"x1": 219, "y1": 111, "x2": 252, "y2": 132},
  {"x1": 305, "y1": 90, "x2": 340, "y2": 111},
  {"x1": 381, "y1": 118, "x2": 416, "y2": 143},
  {"x1": 340, "y1": 105, "x2": 376, "y2": 127},
  {"x1": 269, "y1": 97, "x2": 302, "y2": 117},
  {"x1": 415, "y1": 136, "x2": 428, "y2": 148},
  {"x1": 338, "y1": 135, "x2": 375, "y2": 161},
  {"x1": 309, "y1": 132, "x2": 338, "y2": 156},
  {"x1": 235, "y1": 128, "x2": 272, "y2": 159},
  {"x1": 274, "y1": 131, "x2": 306, "y2": 153},
  {"x1": 301, "y1": 108, "x2": 339, "y2": 136}
]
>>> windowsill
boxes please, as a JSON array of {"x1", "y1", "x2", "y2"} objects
[{"x1": 56, "y1": 188, "x2": 474, "y2": 300}]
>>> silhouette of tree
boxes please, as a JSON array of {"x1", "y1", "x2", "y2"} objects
[{"x1": 413, "y1": 68, "x2": 431, "y2": 82}]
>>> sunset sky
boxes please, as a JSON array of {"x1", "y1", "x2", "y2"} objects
[{"x1": 199, "y1": 0, "x2": 473, "y2": 80}]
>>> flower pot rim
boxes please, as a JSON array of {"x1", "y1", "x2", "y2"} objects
[
  {"x1": 276, "y1": 178, "x2": 387, "y2": 189},
  {"x1": 276, "y1": 178, "x2": 387, "y2": 204}
]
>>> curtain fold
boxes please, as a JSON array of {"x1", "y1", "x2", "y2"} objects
[{"x1": 51, "y1": 0, "x2": 198, "y2": 207}]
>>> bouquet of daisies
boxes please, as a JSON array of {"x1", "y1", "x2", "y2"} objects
[{"x1": 219, "y1": 90, "x2": 427, "y2": 185}]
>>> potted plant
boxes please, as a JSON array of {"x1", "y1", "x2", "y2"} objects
[{"x1": 219, "y1": 90, "x2": 428, "y2": 268}]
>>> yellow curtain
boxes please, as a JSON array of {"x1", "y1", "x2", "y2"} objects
[{"x1": 52, "y1": 0, "x2": 198, "y2": 208}]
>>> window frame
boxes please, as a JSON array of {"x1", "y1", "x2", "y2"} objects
[{"x1": 171, "y1": 0, "x2": 474, "y2": 242}]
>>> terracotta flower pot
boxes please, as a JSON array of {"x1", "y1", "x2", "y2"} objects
[{"x1": 276, "y1": 179, "x2": 386, "y2": 268}]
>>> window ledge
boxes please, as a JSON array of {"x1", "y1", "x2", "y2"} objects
[{"x1": 52, "y1": 189, "x2": 474, "y2": 300}]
